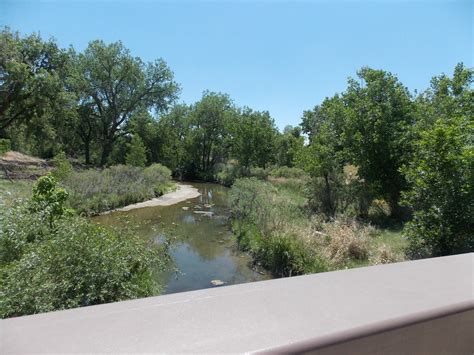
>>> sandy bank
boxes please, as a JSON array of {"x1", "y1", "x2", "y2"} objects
[{"x1": 107, "y1": 184, "x2": 201, "y2": 213}]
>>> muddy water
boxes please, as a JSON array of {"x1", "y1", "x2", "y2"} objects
[{"x1": 93, "y1": 182, "x2": 270, "y2": 294}]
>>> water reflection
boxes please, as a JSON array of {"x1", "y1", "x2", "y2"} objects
[{"x1": 93, "y1": 182, "x2": 270, "y2": 294}]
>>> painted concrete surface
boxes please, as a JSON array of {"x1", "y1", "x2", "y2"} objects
[{"x1": 1, "y1": 253, "x2": 472, "y2": 354}]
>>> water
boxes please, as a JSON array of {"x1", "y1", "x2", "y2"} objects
[{"x1": 93, "y1": 182, "x2": 270, "y2": 294}]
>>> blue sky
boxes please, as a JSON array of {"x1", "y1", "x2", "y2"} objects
[{"x1": 1, "y1": 0, "x2": 472, "y2": 129}]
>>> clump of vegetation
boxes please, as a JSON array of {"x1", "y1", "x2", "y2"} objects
[
  {"x1": 370, "y1": 244, "x2": 404, "y2": 265},
  {"x1": 62, "y1": 164, "x2": 174, "y2": 215},
  {"x1": 316, "y1": 218, "x2": 375, "y2": 267},
  {"x1": 402, "y1": 116, "x2": 473, "y2": 258},
  {"x1": 51, "y1": 151, "x2": 73, "y2": 181},
  {"x1": 230, "y1": 178, "x2": 326, "y2": 276},
  {"x1": 0, "y1": 139, "x2": 11, "y2": 154},
  {"x1": 268, "y1": 166, "x2": 306, "y2": 179},
  {"x1": 0, "y1": 175, "x2": 168, "y2": 318},
  {"x1": 126, "y1": 135, "x2": 148, "y2": 167},
  {"x1": 230, "y1": 178, "x2": 405, "y2": 276}
]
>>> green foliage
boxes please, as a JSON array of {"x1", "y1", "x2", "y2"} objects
[
  {"x1": 0, "y1": 139, "x2": 11, "y2": 153},
  {"x1": 268, "y1": 166, "x2": 307, "y2": 179},
  {"x1": 343, "y1": 68, "x2": 414, "y2": 216},
  {"x1": 0, "y1": 28, "x2": 71, "y2": 133},
  {"x1": 0, "y1": 207, "x2": 166, "y2": 318},
  {"x1": 402, "y1": 117, "x2": 473, "y2": 257},
  {"x1": 275, "y1": 125, "x2": 304, "y2": 167},
  {"x1": 30, "y1": 174, "x2": 73, "y2": 227},
  {"x1": 230, "y1": 178, "x2": 326, "y2": 276},
  {"x1": 0, "y1": 177, "x2": 169, "y2": 317},
  {"x1": 51, "y1": 151, "x2": 73, "y2": 180},
  {"x1": 187, "y1": 91, "x2": 236, "y2": 179},
  {"x1": 70, "y1": 39, "x2": 179, "y2": 165},
  {"x1": 230, "y1": 108, "x2": 278, "y2": 169},
  {"x1": 216, "y1": 162, "x2": 243, "y2": 186},
  {"x1": 126, "y1": 135, "x2": 148, "y2": 167},
  {"x1": 62, "y1": 164, "x2": 173, "y2": 214},
  {"x1": 401, "y1": 64, "x2": 473, "y2": 257}
]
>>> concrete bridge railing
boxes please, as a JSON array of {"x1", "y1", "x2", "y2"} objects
[{"x1": 1, "y1": 253, "x2": 473, "y2": 354}]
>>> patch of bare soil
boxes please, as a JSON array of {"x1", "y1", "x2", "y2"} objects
[{"x1": 0, "y1": 151, "x2": 51, "y2": 180}]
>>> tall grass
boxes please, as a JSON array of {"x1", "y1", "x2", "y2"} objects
[
  {"x1": 62, "y1": 164, "x2": 174, "y2": 215},
  {"x1": 230, "y1": 177, "x2": 405, "y2": 277}
]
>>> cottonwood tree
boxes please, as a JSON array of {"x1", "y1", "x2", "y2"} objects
[
  {"x1": 72, "y1": 40, "x2": 179, "y2": 165},
  {"x1": 188, "y1": 92, "x2": 236, "y2": 178},
  {"x1": 0, "y1": 28, "x2": 70, "y2": 137},
  {"x1": 402, "y1": 64, "x2": 473, "y2": 257},
  {"x1": 343, "y1": 68, "x2": 414, "y2": 218},
  {"x1": 231, "y1": 108, "x2": 278, "y2": 171}
]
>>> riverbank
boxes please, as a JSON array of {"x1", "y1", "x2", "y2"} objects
[{"x1": 104, "y1": 184, "x2": 201, "y2": 213}]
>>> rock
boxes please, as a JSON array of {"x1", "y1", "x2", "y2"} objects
[
  {"x1": 182, "y1": 206, "x2": 189, "y2": 210},
  {"x1": 203, "y1": 204, "x2": 214, "y2": 208},
  {"x1": 210, "y1": 279, "x2": 225, "y2": 286},
  {"x1": 193, "y1": 211, "x2": 214, "y2": 217},
  {"x1": 194, "y1": 205, "x2": 202, "y2": 209}
]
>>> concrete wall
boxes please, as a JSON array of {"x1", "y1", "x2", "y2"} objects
[{"x1": 1, "y1": 253, "x2": 473, "y2": 354}]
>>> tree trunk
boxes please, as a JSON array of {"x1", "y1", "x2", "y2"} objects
[
  {"x1": 100, "y1": 139, "x2": 113, "y2": 166},
  {"x1": 84, "y1": 140, "x2": 91, "y2": 165}
]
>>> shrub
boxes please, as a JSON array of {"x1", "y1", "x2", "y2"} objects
[
  {"x1": 62, "y1": 164, "x2": 173, "y2": 214},
  {"x1": 0, "y1": 139, "x2": 11, "y2": 154},
  {"x1": 0, "y1": 215, "x2": 166, "y2": 318},
  {"x1": 0, "y1": 179, "x2": 168, "y2": 318},
  {"x1": 126, "y1": 135, "x2": 148, "y2": 167},
  {"x1": 269, "y1": 166, "x2": 306, "y2": 179},
  {"x1": 51, "y1": 151, "x2": 73, "y2": 181},
  {"x1": 249, "y1": 167, "x2": 268, "y2": 180},
  {"x1": 369, "y1": 244, "x2": 403, "y2": 265},
  {"x1": 230, "y1": 178, "x2": 326, "y2": 277},
  {"x1": 216, "y1": 162, "x2": 241, "y2": 186},
  {"x1": 317, "y1": 218, "x2": 375, "y2": 266},
  {"x1": 402, "y1": 117, "x2": 473, "y2": 257}
]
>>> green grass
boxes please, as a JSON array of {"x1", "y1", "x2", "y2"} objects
[{"x1": 373, "y1": 227, "x2": 408, "y2": 255}]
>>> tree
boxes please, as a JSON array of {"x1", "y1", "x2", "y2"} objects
[
  {"x1": 0, "y1": 28, "x2": 70, "y2": 135},
  {"x1": 299, "y1": 96, "x2": 348, "y2": 217},
  {"x1": 343, "y1": 68, "x2": 414, "y2": 218},
  {"x1": 402, "y1": 64, "x2": 473, "y2": 257},
  {"x1": 231, "y1": 108, "x2": 278, "y2": 170},
  {"x1": 402, "y1": 117, "x2": 473, "y2": 257},
  {"x1": 155, "y1": 104, "x2": 191, "y2": 177},
  {"x1": 187, "y1": 92, "x2": 235, "y2": 178},
  {"x1": 275, "y1": 125, "x2": 304, "y2": 167},
  {"x1": 125, "y1": 135, "x2": 147, "y2": 167},
  {"x1": 72, "y1": 40, "x2": 179, "y2": 165}
]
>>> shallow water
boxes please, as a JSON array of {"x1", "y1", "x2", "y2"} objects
[{"x1": 93, "y1": 182, "x2": 270, "y2": 294}]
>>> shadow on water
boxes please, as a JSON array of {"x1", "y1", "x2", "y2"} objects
[{"x1": 92, "y1": 182, "x2": 271, "y2": 294}]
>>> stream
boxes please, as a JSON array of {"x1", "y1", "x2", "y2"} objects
[{"x1": 93, "y1": 182, "x2": 270, "y2": 294}]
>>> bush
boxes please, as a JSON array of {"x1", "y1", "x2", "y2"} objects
[
  {"x1": 51, "y1": 151, "x2": 73, "y2": 181},
  {"x1": 369, "y1": 244, "x2": 403, "y2": 265},
  {"x1": 268, "y1": 166, "x2": 306, "y2": 179},
  {"x1": 62, "y1": 164, "x2": 173, "y2": 214},
  {"x1": 0, "y1": 179, "x2": 168, "y2": 318},
  {"x1": 216, "y1": 163, "x2": 268, "y2": 186},
  {"x1": 402, "y1": 117, "x2": 474, "y2": 257},
  {"x1": 0, "y1": 139, "x2": 11, "y2": 154},
  {"x1": 230, "y1": 178, "x2": 326, "y2": 277},
  {"x1": 318, "y1": 218, "x2": 375, "y2": 266},
  {"x1": 216, "y1": 162, "x2": 242, "y2": 186},
  {"x1": 126, "y1": 136, "x2": 148, "y2": 167}
]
